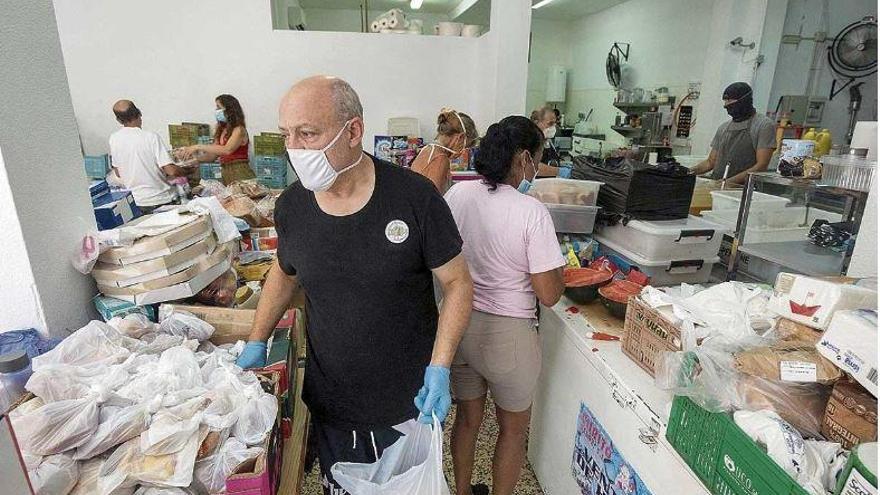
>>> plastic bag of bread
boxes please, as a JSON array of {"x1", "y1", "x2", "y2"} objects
[
  {"x1": 27, "y1": 364, "x2": 129, "y2": 403},
  {"x1": 141, "y1": 397, "x2": 208, "y2": 456},
  {"x1": 232, "y1": 392, "x2": 278, "y2": 446},
  {"x1": 74, "y1": 403, "x2": 152, "y2": 460},
  {"x1": 735, "y1": 375, "x2": 830, "y2": 438},
  {"x1": 12, "y1": 395, "x2": 101, "y2": 455},
  {"x1": 133, "y1": 486, "x2": 196, "y2": 495},
  {"x1": 32, "y1": 321, "x2": 132, "y2": 371},
  {"x1": 71, "y1": 458, "x2": 135, "y2": 495},
  {"x1": 254, "y1": 194, "x2": 278, "y2": 225},
  {"x1": 108, "y1": 314, "x2": 159, "y2": 339},
  {"x1": 771, "y1": 319, "x2": 822, "y2": 346},
  {"x1": 158, "y1": 310, "x2": 215, "y2": 342},
  {"x1": 220, "y1": 194, "x2": 269, "y2": 228},
  {"x1": 194, "y1": 437, "x2": 264, "y2": 493},
  {"x1": 226, "y1": 179, "x2": 269, "y2": 200},
  {"x1": 733, "y1": 345, "x2": 842, "y2": 385},
  {"x1": 28, "y1": 453, "x2": 79, "y2": 495}
]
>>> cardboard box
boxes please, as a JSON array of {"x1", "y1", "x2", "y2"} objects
[
  {"x1": 99, "y1": 215, "x2": 212, "y2": 265},
  {"x1": 622, "y1": 295, "x2": 686, "y2": 377},
  {"x1": 93, "y1": 191, "x2": 142, "y2": 231},
  {"x1": 769, "y1": 273, "x2": 877, "y2": 330},
  {"x1": 817, "y1": 309, "x2": 878, "y2": 397},
  {"x1": 242, "y1": 227, "x2": 278, "y2": 252},
  {"x1": 160, "y1": 304, "x2": 295, "y2": 345},
  {"x1": 822, "y1": 379, "x2": 877, "y2": 449},
  {"x1": 110, "y1": 258, "x2": 230, "y2": 305},
  {"x1": 98, "y1": 247, "x2": 229, "y2": 296},
  {"x1": 92, "y1": 295, "x2": 157, "y2": 322},
  {"x1": 89, "y1": 179, "x2": 109, "y2": 199},
  {"x1": 92, "y1": 235, "x2": 218, "y2": 287}
]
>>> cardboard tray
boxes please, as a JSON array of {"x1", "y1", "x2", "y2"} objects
[
  {"x1": 109, "y1": 258, "x2": 231, "y2": 306},
  {"x1": 93, "y1": 235, "x2": 218, "y2": 287},
  {"x1": 98, "y1": 247, "x2": 229, "y2": 295},
  {"x1": 99, "y1": 216, "x2": 212, "y2": 265},
  {"x1": 161, "y1": 304, "x2": 296, "y2": 345}
]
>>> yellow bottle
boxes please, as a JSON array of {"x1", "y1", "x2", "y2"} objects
[
  {"x1": 816, "y1": 129, "x2": 832, "y2": 156},
  {"x1": 802, "y1": 127, "x2": 817, "y2": 142}
]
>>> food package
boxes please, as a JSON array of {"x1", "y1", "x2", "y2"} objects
[
  {"x1": 220, "y1": 194, "x2": 270, "y2": 228},
  {"x1": 100, "y1": 426, "x2": 206, "y2": 493},
  {"x1": 194, "y1": 437, "x2": 264, "y2": 494},
  {"x1": 233, "y1": 251, "x2": 274, "y2": 282},
  {"x1": 158, "y1": 310, "x2": 216, "y2": 341},
  {"x1": 28, "y1": 453, "x2": 79, "y2": 495},
  {"x1": 736, "y1": 374, "x2": 830, "y2": 438},
  {"x1": 193, "y1": 269, "x2": 237, "y2": 307},
  {"x1": 108, "y1": 314, "x2": 159, "y2": 339},
  {"x1": 141, "y1": 395, "x2": 208, "y2": 456},
  {"x1": 13, "y1": 395, "x2": 101, "y2": 455},
  {"x1": 816, "y1": 309, "x2": 877, "y2": 397},
  {"x1": 31, "y1": 320, "x2": 132, "y2": 371},
  {"x1": 773, "y1": 318, "x2": 822, "y2": 346},
  {"x1": 226, "y1": 180, "x2": 269, "y2": 200},
  {"x1": 26, "y1": 364, "x2": 127, "y2": 403},
  {"x1": 232, "y1": 392, "x2": 278, "y2": 446},
  {"x1": 74, "y1": 404, "x2": 151, "y2": 459},
  {"x1": 71, "y1": 458, "x2": 135, "y2": 495},
  {"x1": 254, "y1": 194, "x2": 278, "y2": 225},
  {"x1": 733, "y1": 344, "x2": 843, "y2": 385},
  {"x1": 768, "y1": 273, "x2": 877, "y2": 330},
  {"x1": 822, "y1": 379, "x2": 877, "y2": 449}
]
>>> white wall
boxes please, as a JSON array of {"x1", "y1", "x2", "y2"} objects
[
  {"x1": 1, "y1": 0, "x2": 98, "y2": 336},
  {"x1": 53, "y1": 0, "x2": 500, "y2": 155},
  {"x1": 476, "y1": 0, "x2": 531, "y2": 123},
  {"x1": 768, "y1": 0, "x2": 878, "y2": 142},
  {"x1": 526, "y1": 18, "x2": 573, "y2": 117}
]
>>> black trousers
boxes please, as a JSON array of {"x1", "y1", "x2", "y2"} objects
[{"x1": 312, "y1": 418, "x2": 404, "y2": 495}]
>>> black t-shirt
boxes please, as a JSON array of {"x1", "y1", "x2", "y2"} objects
[
  {"x1": 274, "y1": 156, "x2": 463, "y2": 430},
  {"x1": 542, "y1": 139, "x2": 561, "y2": 166}
]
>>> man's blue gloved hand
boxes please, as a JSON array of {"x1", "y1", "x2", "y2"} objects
[
  {"x1": 236, "y1": 341, "x2": 268, "y2": 369},
  {"x1": 558, "y1": 165, "x2": 573, "y2": 179},
  {"x1": 414, "y1": 365, "x2": 451, "y2": 425}
]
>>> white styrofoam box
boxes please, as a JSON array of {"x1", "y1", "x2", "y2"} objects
[
  {"x1": 594, "y1": 215, "x2": 728, "y2": 260},
  {"x1": 700, "y1": 205, "x2": 843, "y2": 230},
  {"x1": 769, "y1": 273, "x2": 879, "y2": 330},
  {"x1": 597, "y1": 234, "x2": 718, "y2": 286},
  {"x1": 529, "y1": 178, "x2": 603, "y2": 207},
  {"x1": 710, "y1": 190, "x2": 791, "y2": 211},
  {"x1": 816, "y1": 309, "x2": 877, "y2": 397}
]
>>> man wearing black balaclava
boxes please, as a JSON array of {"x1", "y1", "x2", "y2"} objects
[{"x1": 692, "y1": 82, "x2": 776, "y2": 184}]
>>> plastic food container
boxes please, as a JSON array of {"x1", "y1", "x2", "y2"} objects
[
  {"x1": 529, "y1": 178, "x2": 603, "y2": 206},
  {"x1": 820, "y1": 155, "x2": 877, "y2": 192},
  {"x1": 710, "y1": 190, "x2": 791, "y2": 211},
  {"x1": 594, "y1": 215, "x2": 728, "y2": 260},
  {"x1": 598, "y1": 235, "x2": 718, "y2": 286},
  {"x1": 0, "y1": 350, "x2": 31, "y2": 414},
  {"x1": 700, "y1": 205, "x2": 842, "y2": 230},
  {"x1": 545, "y1": 205, "x2": 600, "y2": 234}
]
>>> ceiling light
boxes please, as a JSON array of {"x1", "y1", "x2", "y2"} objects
[
  {"x1": 532, "y1": 0, "x2": 556, "y2": 9},
  {"x1": 410, "y1": 0, "x2": 423, "y2": 9}
]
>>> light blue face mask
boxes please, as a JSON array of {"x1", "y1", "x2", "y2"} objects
[
  {"x1": 517, "y1": 153, "x2": 538, "y2": 194},
  {"x1": 215, "y1": 109, "x2": 226, "y2": 123}
]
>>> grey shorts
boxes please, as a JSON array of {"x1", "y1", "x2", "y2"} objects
[{"x1": 451, "y1": 309, "x2": 542, "y2": 413}]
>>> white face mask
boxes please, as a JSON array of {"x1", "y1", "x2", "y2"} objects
[
  {"x1": 544, "y1": 125, "x2": 557, "y2": 140},
  {"x1": 287, "y1": 120, "x2": 363, "y2": 192}
]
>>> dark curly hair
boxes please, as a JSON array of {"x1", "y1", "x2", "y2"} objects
[
  {"x1": 475, "y1": 115, "x2": 543, "y2": 190},
  {"x1": 214, "y1": 94, "x2": 246, "y2": 142}
]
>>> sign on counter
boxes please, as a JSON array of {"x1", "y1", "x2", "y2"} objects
[{"x1": 571, "y1": 403, "x2": 653, "y2": 495}]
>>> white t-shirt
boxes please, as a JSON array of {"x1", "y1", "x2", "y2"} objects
[
  {"x1": 108, "y1": 127, "x2": 176, "y2": 206},
  {"x1": 444, "y1": 181, "x2": 565, "y2": 319}
]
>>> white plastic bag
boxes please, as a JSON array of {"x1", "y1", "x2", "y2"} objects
[
  {"x1": 194, "y1": 437, "x2": 264, "y2": 493},
  {"x1": 109, "y1": 314, "x2": 159, "y2": 339},
  {"x1": 158, "y1": 311, "x2": 215, "y2": 342},
  {"x1": 13, "y1": 395, "x2": 101, "y2": 455},
  {"x1": 28, "y1": 453, "x2": 79, "y2": 495},
  {"x1": 331, "y1": 416, "x2": 451, "y2": 495},
  {"x1": 232, "y1": 393, "x2": 277, "y2": 446},
  {"x1": 74, "y1": 403, "x2": 151, "y2": 459},
  {"x1": 71, "y1": 458, "x2": 135, "y2": 495},
  {"x1": 140, "y1": 397, "x2": 206, "y2": 456},
  {"x1": 32, "y1": 321, "x2": 131, "y2": 371}
]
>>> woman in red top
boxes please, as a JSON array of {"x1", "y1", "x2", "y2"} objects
[{"x1": 182, "y1": 94, "x2": 255, "y2": 185}]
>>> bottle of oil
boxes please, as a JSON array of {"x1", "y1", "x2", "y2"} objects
[
  {"x1": 815, "y1": 129, "x2": 833, "y2": 156},
  {"x1": 802, "y1": 127, "x2": 818, "y2": 142}
]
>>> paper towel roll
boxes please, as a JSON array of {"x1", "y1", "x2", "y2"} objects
[
  {"x1": 370, "y1": 21, "x2": 380, "y2": 33},
  {"x1": 388, "y1": 17, "x2": 399, "y2": 28},
  {"x1": 851, "y1": 121, "x2": 878, "y2": 160}
]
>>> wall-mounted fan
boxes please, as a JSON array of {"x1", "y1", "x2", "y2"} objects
[
  {"x1": 827, "y1": 16, "x2": 877, "y2": 99},
  {"x1": 606, "y1": 42, "x2": 630, "y2": 89}
]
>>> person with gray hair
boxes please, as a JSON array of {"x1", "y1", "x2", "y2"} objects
[{"x1": 235, "y1": 75, "x2": 474, "y2": 494}]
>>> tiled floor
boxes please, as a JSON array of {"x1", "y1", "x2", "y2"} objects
[{"x1": 301, "y1": 400, "x2": 545, "y2": 495}]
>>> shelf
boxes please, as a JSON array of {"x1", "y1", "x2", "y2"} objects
[
  {"x1": 739, "y1": 240, "x2": 845, "y2": 277},
  {"x1": 611, "y1": 125, "x2": 643, "y2": 134},
  {"x1": 612, "y1": 98, "x2": 675, "y2": 111},
  {"x1": 749, "y1": 172, "x2": 871, "y2": 198}
]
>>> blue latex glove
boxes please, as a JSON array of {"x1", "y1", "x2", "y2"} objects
[
  {"x1": 236, "y1": 341, "x2": 268, "y2": 369},
  {"x1": 414, "y1": 365, "x2": 451, "y2": 425},
  {"x1": 558, "y1": 165, "x2": 572, "y2": 179}
]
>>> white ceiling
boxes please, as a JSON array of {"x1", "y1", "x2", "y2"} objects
[{"x1": 531, "y1": 0, "x2": 628, "y2": 20}]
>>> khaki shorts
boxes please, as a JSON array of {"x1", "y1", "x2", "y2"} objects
[{"x1": 451, "y1": 309, "x2": 541, "y2": 413}]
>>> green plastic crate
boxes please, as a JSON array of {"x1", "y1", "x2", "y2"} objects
[{"x1": 667, "y1": 396, "x2": 810, "y2": 495}]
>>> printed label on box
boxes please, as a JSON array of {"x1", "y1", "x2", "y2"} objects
[
  {"x1": 839, "y1": 469, "x2": 877, "y2": 495},
  {"x1": 780, "y1": 361, "x2": 818, "y2": 382}
]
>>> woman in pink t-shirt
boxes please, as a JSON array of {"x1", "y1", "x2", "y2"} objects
[{"x1": 444, "y1": 115, "x2": 565, "y2": 495}]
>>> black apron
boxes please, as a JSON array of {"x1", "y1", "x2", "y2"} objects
[{"x1": 711, "y1": 118, "x2": 757, "y2": 180}]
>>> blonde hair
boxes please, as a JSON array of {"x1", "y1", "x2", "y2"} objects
[
  {"x1": 530, "y1": 105, "x2": 556, "y2": 123},
  {"x1": 437, "y1": 109, "x2": 478, "y2": 146}
]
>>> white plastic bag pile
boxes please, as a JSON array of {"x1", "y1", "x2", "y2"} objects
[{"x1": 11, "y1": 312, "x2": 276, "y2": 495}]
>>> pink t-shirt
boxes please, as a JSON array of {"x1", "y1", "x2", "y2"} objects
[{"x1": 444, "y1": 181, "x2": 565, "y2": 319}]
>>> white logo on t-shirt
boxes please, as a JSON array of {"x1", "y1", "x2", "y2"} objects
[{"x1": 385, "y1": 220, "x2": 409, "y2": 244}]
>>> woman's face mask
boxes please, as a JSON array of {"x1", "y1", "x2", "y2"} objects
[
  {"x1": 517, "y1": 151, "x2": 539, "y2": 194},
  {"x1": 215, "y1": 108, "x2": 226, "y2": 123},
  {"x1": 286, "y1": 119, "x2": 363, "y2": 192}
]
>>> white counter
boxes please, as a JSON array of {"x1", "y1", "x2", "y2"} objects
[{"x1": 528, "y1": 297, "x2": 710, "y2": 495}]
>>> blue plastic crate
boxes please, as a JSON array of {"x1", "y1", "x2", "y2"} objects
[
  {"x1": 84, "y1": 154, "x2": 111, "y2": 178},
  {"x1": 257, "y1": 175, "x2": 287, "y2": 189},
  {"x1": 200, "y1": 162, "x2": 223, "y2": 181},
  {"x1": 252, "y1": 155, "x2": 287, "y2": 177}
]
